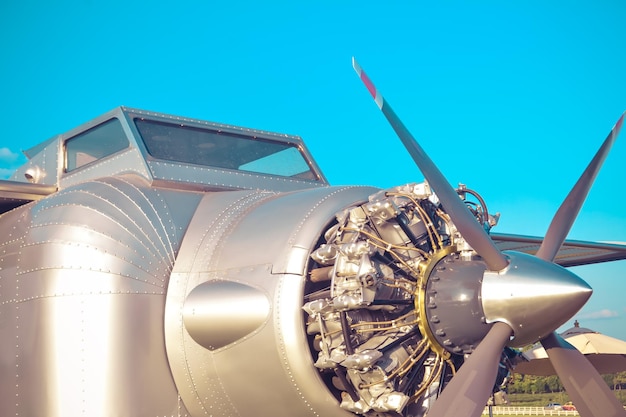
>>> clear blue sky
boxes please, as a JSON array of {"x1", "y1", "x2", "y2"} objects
[{"x1": 1, "y1": 1, "x2": 625, "y2": 340}]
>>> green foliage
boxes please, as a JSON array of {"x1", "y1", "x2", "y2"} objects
[
  {"x1": 506, "y1": 371, "x2": 626, "y2": 406},
  {"x1": 507, "y1": 391, "x2": 570, "y2": 407},
  {"x1": 508, "y1": 373, "x2": 564, "y2": 395}
]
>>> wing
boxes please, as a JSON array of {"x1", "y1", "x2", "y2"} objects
[
  {"x1": 492, "y1": 232, "x2": 626, "y2": 267},
  {"x1": 0, "y1": 179, "x2": 56, "y2": 214}
]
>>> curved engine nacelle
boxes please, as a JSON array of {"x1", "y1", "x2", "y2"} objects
[{"x1": 164, "y1": 184, "x2": 379, "y2": 417}]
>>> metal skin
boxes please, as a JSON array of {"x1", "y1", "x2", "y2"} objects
[
  {"x1": 0, "y1": 176, "x2": 199, "y2": 416},
  {"x1": 482, "y1": 252, "x2": 592, "y2": 347},
  {"x1": 0, "y1": 90, "x2": 624, "y2": 416},
  {"x1": 164, "y1": 184, "x2": 378, "y2": 417}
]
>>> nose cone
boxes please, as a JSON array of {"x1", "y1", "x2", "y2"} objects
[{"x1": 481, "y1": 251, "x2": 592, "y2": 347}]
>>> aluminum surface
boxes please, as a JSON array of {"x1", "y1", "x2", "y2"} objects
[
  {"x1": 164, "y1": 185, "x2": 376, "y2": 417},
  {"x1": 0, "y1": 175, "x2": 200, "y2": 416},
  {"x1": 482, "y1": 251, "x2": 593, "y2": 346}
]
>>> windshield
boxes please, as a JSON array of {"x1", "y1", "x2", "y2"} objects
[
  {"x1": 135, "y1": 119, "x2": 318, "y2": 180},
  {"x1": 65, "y1": 118, "x2": 129, "y2": 172}
]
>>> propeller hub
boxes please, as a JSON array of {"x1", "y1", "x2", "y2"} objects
[
  {"x1": 419, "y1": 248, "x2": 491, "y2": 355},
  {"x1": 482, "y1": 251, "x2": 592, "y2": 347}
]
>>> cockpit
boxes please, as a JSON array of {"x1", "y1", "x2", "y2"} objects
[
  {"x1": 12, "y1": 106, "x2": 329, "y2": 194},
  {"x1": 135, "y1": 118, "x2": 316, "y2": 180}
]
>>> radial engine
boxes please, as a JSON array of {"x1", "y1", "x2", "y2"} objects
[{"x1": 303, "y1": 182, "x2": 506, "y2": 416}]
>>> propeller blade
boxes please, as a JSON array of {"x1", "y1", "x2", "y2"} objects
[
  {"x1": 536, "y1": 112, "x2": 624, "y2": 262},
  {"x1": 541, "y1": 332, "x2": 626, "y2": 417},
  {"x1": 536, "y1": 115, "x2": 626, "y2": 417},
  {"x1": 352, "y1": 58, "x2": 508, "y2": 272},
  {"x1": 427, "y1": 322, "x2": 512, "y2": 417}
]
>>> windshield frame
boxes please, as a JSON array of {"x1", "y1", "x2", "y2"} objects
[{"x1": 134, "y1": 118, "x2": 321, "y2": 181}]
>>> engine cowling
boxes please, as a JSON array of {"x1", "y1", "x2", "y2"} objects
[{"x1": 164, "y1": 185, "x2": 378, "y2": 417}]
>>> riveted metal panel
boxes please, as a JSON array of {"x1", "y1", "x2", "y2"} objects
[
  {"x1": 148, "y1": 159, "x2": 328, "y2": 193},
  {"x1": 165, "y1": 185, "x2": 378, "y2": 417},
  {"x1": 0, "y1": 174, "x2": 201, "y2": 417}
]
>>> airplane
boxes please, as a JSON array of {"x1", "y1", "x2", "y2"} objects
[{"x1": 0, "y1": 58, "x2": 625, "y2": 417}]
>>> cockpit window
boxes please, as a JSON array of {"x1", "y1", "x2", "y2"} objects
[
  {"x1": 65, "y1": 118, "x2": 129, "y2": 172},
  {"x1": 135, "y1": 119, "x2": 318, "y2": 180}
]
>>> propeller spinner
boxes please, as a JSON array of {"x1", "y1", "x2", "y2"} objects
[{"x1": 304, "y1": 58, "x2": 625, "y2": 417}]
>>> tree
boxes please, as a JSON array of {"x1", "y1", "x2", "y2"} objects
[{"x1": 613, "y1": 371, "x2": 626, "y2": 390}]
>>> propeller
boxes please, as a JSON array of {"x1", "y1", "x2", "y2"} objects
[
  {"x1": 352, "y1": 57, "x2": 626, "y2": 417},
  {"x1": 535, "y1": 112, "x2": 625, "y2": 417}
]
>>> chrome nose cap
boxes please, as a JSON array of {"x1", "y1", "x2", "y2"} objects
[{"x1": 481, "y1": 251, "x2": 592, "y2": 347}]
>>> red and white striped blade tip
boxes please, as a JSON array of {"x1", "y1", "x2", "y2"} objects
[{"x1": 352, "y1": 57, "x2": 383, "y2": 109}]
